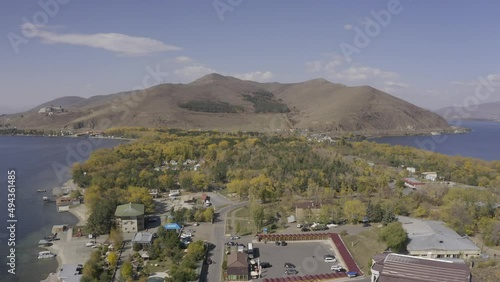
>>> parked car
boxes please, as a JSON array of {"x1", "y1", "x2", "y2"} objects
[
  {"x1": 296, "y1": 224, "x2": 303, "y2": 228},
  {"x1": 280, "y1": 241, "x2": 287, "y2": 246},
  {"x1": 301, "y1": 227, "x2": 311, "y2": 232},
  {"x1": 326, "y1": 223, "x2": 338, "y2": 228},
  {"x1": 324, "y1": 255, "x2": 337, "y2": 263},
  {"x1": 275, "y1": 241, "x2": 281, "y2": 246},
  {"x1": 285, "y1": 269, "x2": 299, "y2": 275},
  {"x1": 284, "y1": 263, "x2": 295, "y2": 268},
  {"x1": 347, "y1": 271, "x2": 359, "y2": 278},
  {"x1": 84, "y1": 242, "x2": 95, "y2": 247},
  {"x1": 230, "y1": 235, "x2": 240, "y2": 240},
  {"x1": 193, "y1": 222, "x2": 199, "y2": 226},
  {"x1": 260, "y1": 262, "x2": 271, "y2": 268},
  {"x1": 331, "y1": 265, "x2": 343, "y2": 271}
]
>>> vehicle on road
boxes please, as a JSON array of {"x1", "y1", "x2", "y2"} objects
[
  {"x1": 230, "y1": 235, "x2": 240, "y2": 240},
  {"x1": 296, "y1": 224, "x2": 302, "y2": 228},
  {"x1": 326, "y1": 223, "x2": 338, "y2": 228},
  {"x1": 280, "y1": 241, "x2": 287, "y2": 246},
  {"x1": 284, "y1": 263, "x2": 295, "y2": 268},
  {"x1": 275, "y1": 241, "x2": 281, "y2": 246},
  {"x1": 260, "y1": 262, "x2": 271, "y2": 268},
  {"x1": 285, "y1": 269, "x2": 298, "y2": 275},
  {"x1": 301, "y1": 227, "x2": 311, "y2": 232},
  {"x1": 85, "y1": 242, "x2": 95, "y2": 247},
  {"x1": 247, "y1": 242, "x2": 254, "y2": 259}
]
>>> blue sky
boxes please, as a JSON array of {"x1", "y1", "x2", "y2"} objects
[{"x1": 1, "y1": 0, "x2": 500, "y2": 111}]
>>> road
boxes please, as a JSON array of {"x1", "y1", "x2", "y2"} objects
[{"x1": 203, "y1": 195, "x2": 248, "y2": 282}]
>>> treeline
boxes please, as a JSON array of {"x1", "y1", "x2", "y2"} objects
[
  {"x1": 179, "y1": 100, "x2": 242, "y2": 113},
  {"x1": 242, "y1": 90, "x2": 290, "y2": 113}
]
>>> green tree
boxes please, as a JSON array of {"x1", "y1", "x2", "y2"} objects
[
  {"x1": 121, "y1": 261, "x2": 133, "y2": 280},
  {"x1": 107, "y1": 251, "x2": 118, "y2": 268},
  {"x1": 87, "y1": 198, "x2": 117, "y2": 235},
  {"x1": 380, "y1": 222, "x2": 408, "y2": 252},
  {"x1": 252, "y1": 205, "x2": 265, "y2": 230}
]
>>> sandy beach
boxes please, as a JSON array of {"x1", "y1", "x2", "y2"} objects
[{"x1": 41, "y1": 180, "x2": 93, "y2": 282}]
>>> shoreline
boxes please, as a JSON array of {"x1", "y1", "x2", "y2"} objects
[{"x1": 42, "y1": 180, "x2": 89, "y2": 282}]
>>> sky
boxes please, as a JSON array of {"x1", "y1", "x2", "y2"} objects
[{"x1": 1, "y1": 0, "x2": 500, "y2": 112}]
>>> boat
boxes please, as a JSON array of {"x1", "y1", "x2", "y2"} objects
[
  {"x1": 37, "y1": 189, "x2": 46, "y2": 192},
  {"x1": 43, "y1": 196, "x2": 49, "y2": 202},
  {"x1": 38, "y1": 251, "x2": 56, "y2": 259}
]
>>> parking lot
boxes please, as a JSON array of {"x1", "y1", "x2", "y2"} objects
[{"x1": 253, "y1": 240, "x2": 344, "y2": 280}]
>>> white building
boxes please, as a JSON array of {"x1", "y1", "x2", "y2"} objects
[{"x1": 422, "y1": 172, "x2": 438, "y2": 181}]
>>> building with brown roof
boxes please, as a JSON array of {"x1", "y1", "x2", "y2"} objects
[
  {"x1": 371, "y1": 253, "x2": 471, "y2": 282},
  {"x1": 226, "y1": 252, "x2": 248, "y2": 281},
  {"x1": 293, "y1": 201, "x2": 322, "y2": 222}
]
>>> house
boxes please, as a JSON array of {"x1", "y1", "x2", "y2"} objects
[
  {"x1": 115, "y1": 203, "x2": 145, "y2": 233},
  {"x1": 371, "y1": 253, "x2": 471, "y2": 282},
  {"x1": 403, "y1": 178, "x2": 425, "y2": 189},
  {"x1": 422, "y1": 172, "x2": 438, "y2": 181},
  {"x1": 57, "y1": 264, "x2": 83, "y2": 282},
  {"x1": 406, "y1": 167, "x2": 416, "y2": 173},
  {"x1": 398, "y1": 216, "x2": 480, "y2": 259},
  {"x1": 293, "y1": 201, "x2": 322, "y2": 222},
  {"x1": 132, "y1": 232, "x2": 153, "y2": 247},
  {"x1": 226, "y1": 252, "x2": 249, "y2": 281}
]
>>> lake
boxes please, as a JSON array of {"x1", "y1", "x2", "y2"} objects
[
  {"x1": 373, "y1": 121, "x2": 500, "y2": 161},
  {"x1": 0, "y1": 136, "x2": 123, "y2": 282}
]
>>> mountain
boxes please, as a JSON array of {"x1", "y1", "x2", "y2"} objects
[
  {"x1": 26, "y1": 96, "x2": 87, "y2": 113},
  {"x1": 436, "y1": 102, "x2": 500, "y2": 121},
  {"x1": 0, "y1": 74, "x2": 451, "y2": 136}
]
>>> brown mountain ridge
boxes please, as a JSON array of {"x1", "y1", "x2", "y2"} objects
[{"x1": 0, "y1": 73, "x2": 451, "y2": 136}]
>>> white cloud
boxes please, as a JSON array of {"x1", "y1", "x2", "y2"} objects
[
  {"x1": 234, "y1": 71, "x2": 273, "y2": 82},
  {"x1": 174, "y1": 56, "x2": 193, "y2": 64},
  {"x1": 344, "y1": 24, "x2": 353, "y2": 30},
  {"x1": 174, "y1": 65, "x2": 217, "y2": 81},
  {"x1": 23, "y1": 23, "x2": 181, "y2": 56},
  {"x1": 384, "y1": 81, "x2": 409, "y2": 88}
]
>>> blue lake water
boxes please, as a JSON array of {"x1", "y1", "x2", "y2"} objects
[
  {"x1": 0, "y1": 136, "x2": 123, "y2": 282},
  {"x1": 373, "y1": 121, "x2": 500, "y2": 161}
]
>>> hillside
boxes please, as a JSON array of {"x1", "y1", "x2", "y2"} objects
[
  {"x1": 436, "y1": 102, "x2": 500, "y2": 121},
  {"x1": 0, "y1": 74, "x2": 451, "y2": 136}
]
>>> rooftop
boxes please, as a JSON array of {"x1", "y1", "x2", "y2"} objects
[
  {"x1": 398, "y1": 216, "x2": 480, "y2": 253},
  {"x1": 132, "y1": 232, "x2": 153, "y2": 244},
  {"x1": 114, "y1": 202, "x2": 144, "y2": 217},
  {"x1": 372, "y1": 253, "x2": 471, "y2": 282},
  {"x1": 227, "y1": 252, "x2": 248, "y2": 276}
]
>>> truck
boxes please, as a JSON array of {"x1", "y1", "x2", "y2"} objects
[{"x1": 247, "y1": 243, "x2": 254, "y2": 259}]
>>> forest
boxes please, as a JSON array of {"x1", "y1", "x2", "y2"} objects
[{"x1": 73, "y1": 128, "x2": 500, "y2": 247}]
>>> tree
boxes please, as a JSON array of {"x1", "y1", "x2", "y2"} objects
[
  {"x1": 478, "y1": 218, "x2": 500, "y2": 246},
  {"x1": 121, "y1": 261, "x2": 133, "y2": 280},
  {"x1": 203, "y1": 207, "x2": 215, "y2": 222},
  {"x1": 343, "y1": 199, "x2": 366, "y2": 224},
  {"x1": 87, "y1": 198, "x2": 117, "y2": 235},
  {"x1": 179, "y1": 171, "x2": 194, "y2": 190},
  {"x1": 192, "y1": 173, "x2": 209, "y2": 191},
  {"x1": 109, "y1": 228, "x2": 123, "y2": 249},
  {"x1": 252, "y1": 205, "x2": 265, "y2": 230},
  {"x1": 380, "y1": 222, "x2": 408, "y2": 252},
  {"x1": 107, "y1": 251, "x2": 118, "y2": 268}
]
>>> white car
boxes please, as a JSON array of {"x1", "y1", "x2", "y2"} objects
[
  {"x1": 327, "y1": 223, "x2": 338, "y2": 228},
  {"x1": 331, "y1": 265, "x2": 343, "y2": 271},
  {"x1": 324, "y1": 256, "x2": 337, "y2": 263},
  {"x1": 85, "y1": 242, "x2": 95, "y2": 247}
]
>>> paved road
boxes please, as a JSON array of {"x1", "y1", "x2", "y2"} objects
[{"x1": 204, "y1": 200, "x2": 248, "y2": 282}]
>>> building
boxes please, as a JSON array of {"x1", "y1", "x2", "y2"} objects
[
  {"x1": 406, "y1": 167, "x2": 416, "y2": 173},
  {"x1": 57, "y1": 264, "x2": 83, "y2": 282},
  {"x1": 398, "y1": 216, "x2": 480, "y2": 259},
  {"x1": 371, "y1": 253, "x2": 471, "y2": 282},
  {"x1": 403, "y1": 178, "x2": 425, "y2": 189},
  {"x1": 422, "y1": 172, "x2": 438, "y2": 181},
  {"x1": 132, "y1": 232, "x2": 153, "y2": 247},
  {"x1": 115, "y1": 203, "x2": 145, "y2": 233},
  {"x1": 293, "y1": 201, "x2": 322, "y2": 222},
  {"x1": 226, "y1": 252, "x2": 249, "y2": 281}
]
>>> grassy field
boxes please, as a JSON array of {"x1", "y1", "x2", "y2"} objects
[
  {"x1": 234, "y1": 206, "x2": 251, "y2": 219},
  {"x1": 342, "y1": 227, "x2": 387, "y2": 274}
]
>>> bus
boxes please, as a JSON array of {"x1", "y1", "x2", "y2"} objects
[{"x1": 247, "y1": 243, "x2": 254, "y2": 258}]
